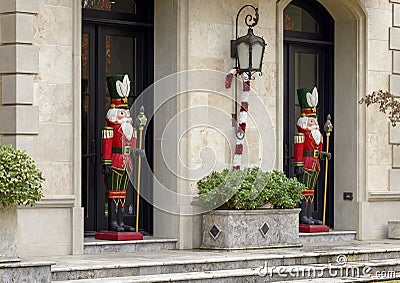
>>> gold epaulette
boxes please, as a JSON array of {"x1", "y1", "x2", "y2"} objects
[
  {"x1": 294, "y1": 133, "x2": 304, "y2": 144},
  {"x1": 102, "y1": 127, "x2": 114, "y2": 139}
]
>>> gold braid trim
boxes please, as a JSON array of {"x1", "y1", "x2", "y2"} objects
[
  {"x1": 102, "y1": 128, "x2": 114, "y2": 139},
  {"x1": 294, "y1": 133, "x2": 304, "y2": 144}
]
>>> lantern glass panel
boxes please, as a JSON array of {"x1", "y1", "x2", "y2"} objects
[
  {"x1": 237, "y1": 41, "x2": 250, "y2": 70},
  {"x1": 252, "y1": 42, "x2": 264, "y2": 70}
]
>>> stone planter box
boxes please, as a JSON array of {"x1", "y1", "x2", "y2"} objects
[
  {"x1": 388, "y1": 220, "x2": 400, "y2": 239},
  {"x1": 0, "y1": 206, "x2": 17, "y2": 259},
  {"x1": 201, "y1": 209, "x2": 301, "y2": 250}
]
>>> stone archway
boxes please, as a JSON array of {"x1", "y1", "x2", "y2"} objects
[{"x1": 277, "y1": 0, "x2": 367, "y2": 237}]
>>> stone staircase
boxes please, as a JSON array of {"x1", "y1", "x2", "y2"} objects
[
  {"x1": 50, "y1": 240, "x2": 400, "y2": 282},
  {"x1": 53, "y1": 260, "x2": 400, "y2": 282}
]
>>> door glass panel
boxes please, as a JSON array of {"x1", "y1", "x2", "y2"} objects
[
  {"x1": 82, "y1": 0, "x2": 136, "y2": 14},
  {"x1": 294, "y1": 51, "x2": 320, "y2": 211},
  {"x1": 81, "y1": 33, "x2": 90, "y2": 218},
  {"x1": 284, "y1": 4, "x2": 319, "y2": 33},
  {"x1": 294, "y1": 52, "x2": 319, "y2": 128},
  {"x1": 105, "y1": 35, "x2": 135, "y2": 111},
  {"x1": 82, "y1": 33, "x2": 90, "y2": 93},
  {"x1": 104, "y1": 33, "x2": 136, "y2": 224}
]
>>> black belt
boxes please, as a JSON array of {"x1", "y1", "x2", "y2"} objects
[
  {"x1": 112, "y1": 146, "x2": 130, "y2": 155},
  {"x1": 304, "y1": 150, "x2": 319, "y2": 158}
]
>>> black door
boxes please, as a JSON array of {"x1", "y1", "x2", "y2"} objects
[
  {"x1": 283, "y1": 0, "x2": 334, "y2": 226},
  {"x1": 81, "y1": 1, "x2": 153, "y2": 235}
]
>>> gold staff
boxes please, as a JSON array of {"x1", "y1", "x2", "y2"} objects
[
  {"x1": 135, "y1": 106, "x2": 147, "y2": 233},
  {"x1": 323, "y1": 114, "x2": 333, "y2": 225}
]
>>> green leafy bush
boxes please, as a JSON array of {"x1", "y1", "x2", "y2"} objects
[
  {"x1": 0, "y1": 145, "x2": 44, "y2": 207},
  {"x1": 197, "y1": 167, "x2": 305, "y2": 210}
]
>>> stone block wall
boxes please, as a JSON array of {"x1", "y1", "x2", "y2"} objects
[
  {"x1": 365, "y1": 0, "x2": 392, "y2": 194},
  {"x1": 0, "y1": 0, "x2": 83, "y2": 257},
  {"x1": 180, "y1": 0, "x2": 400, "y2": 241},
  {"x1": 186, "y1": 0, "x2": 277, "y2": 178},
  {"x1": 360, "y1": 0, "x2": 400, "y2": 239}
]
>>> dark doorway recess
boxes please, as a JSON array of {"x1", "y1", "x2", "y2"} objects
[
  {"x1": 283, "y1": 0, "x2": 335, "y2": 227},
  {"x1": 81, "y1": 0, "x2": 154, "y2": 236}
]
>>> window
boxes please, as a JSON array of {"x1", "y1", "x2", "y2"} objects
[
  {"x1": 284, "y1": 4, "x2": 319, "y2": 33},
  {"x1": 283, "y1": 0, "x2": 333, "y2": 42},
  {"x1": 82, "y1": 0, "x2": 136, "y2": 14}
]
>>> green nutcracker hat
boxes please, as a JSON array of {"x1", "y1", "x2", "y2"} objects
[
  {"x1": 297, "y1": 87, "x2": 318, "y2": 117},
  {"x1": 106, "y1": 74, "x2": 131, "y2": 109}
]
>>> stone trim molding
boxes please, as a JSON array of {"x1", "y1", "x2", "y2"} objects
[
  {"x1": 394, "y1": 4, "x2": 400, "y2": 27},
  {"x1": 394, "y1": 145, "x2": 400, "y2": 168},
  {"x1": 394, "y1": 52, "x2": 400, "y2": 74},
  {"x1": 72, "y1": 0, "x2": 84, "y2": 255},
  {"x1": 20, "y1": 195, "x2": 76, "y2": 208},
  {"x1": 390, "y1": 27, "x2": 400, "y2": 51},
  {"x1": 368, "y1": 191, "x2": 400, "y2": 202},
  {"x1": 391, "y1": 3, "x2": 400, "y2": 97}
]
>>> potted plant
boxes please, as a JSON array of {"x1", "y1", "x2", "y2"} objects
[
  {"x1": 0, "y1": 145, "x2": 44, "y2": 258},
  {"x1": 197, "y1": 167, "x2": 305, "y2": 249}
]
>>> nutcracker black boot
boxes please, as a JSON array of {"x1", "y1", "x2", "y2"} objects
[
  {"x1": 300, "y1": 199, "x2": 314, "y2": 225},
  {"x1": 108, "y1": 198, "x2": 123, "y2": 232},
  {"x1": 117, "y1": 199, "x2": 135, "y2": 232},
  {"x1": 308, "y1": 201, "x2": 322, "y2": 225}
]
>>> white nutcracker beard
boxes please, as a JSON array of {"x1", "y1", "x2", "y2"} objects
[
  {"x1": 308, "y1": 126, "x2": 322, "y2": 145},
  {"x1": 118, "y1": 118, "x2": 134, "y2": 141}
]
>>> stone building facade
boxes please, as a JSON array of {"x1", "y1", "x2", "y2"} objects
[{"x1": 0, "y1": 0, "x2": 399, "y2": 257}]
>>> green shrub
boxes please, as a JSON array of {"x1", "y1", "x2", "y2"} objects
[
  {"x1": 197, "y1": 167, "x2": 305, "y2": 210},
  {"x1": 0, "y1": 145, "x2": 44, "y2": 207}
]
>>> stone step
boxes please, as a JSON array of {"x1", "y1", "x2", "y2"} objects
[
  {"x1": 54, "y1": 258, "x2": 400, "y2": 282},
  {"x1": 51, "y1": 241, "x2": 400, "y2": 281},
  {"x1": 83, "y1": 237, "x2": 177, "y2": 254},
  {"x1": 0, "y1": 260, "x2": 53, "y2": 283},
  {"x1": 299, "y1": 230, "x2": 357, "y2": 243}
]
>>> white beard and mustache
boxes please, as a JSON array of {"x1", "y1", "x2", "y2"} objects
[
  {"x1": 308, "y1": 125, "x2": 322, "y2": 145},
  {"x1": 118, "y1": 117, "x2": 134, "y2": 141}
]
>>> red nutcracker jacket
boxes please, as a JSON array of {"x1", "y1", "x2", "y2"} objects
[
  {"x1": 294, "y1": 126, "x2": 323, "y2": 172},
  {"x1": 101, "y1": 120, "x2": 136, "y2": 171}
]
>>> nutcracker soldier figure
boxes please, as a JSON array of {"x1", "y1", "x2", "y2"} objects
[
  {"x1": 293, "y1": 87, "x2": 331, "y2": 227},
  {"x1": 101, "y1": 74, "x2": 136, "y2": 232}
]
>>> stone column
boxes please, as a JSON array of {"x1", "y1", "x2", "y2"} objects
[
  {"x1": 0, "y1": 0, "x2": 39, "y2": 155},
  {"x1": 0, "y1": 0, "x2": 39, "y2": 259},
  {"x1": 389, "y1": 0, "x2": 400, "y2": 192}
]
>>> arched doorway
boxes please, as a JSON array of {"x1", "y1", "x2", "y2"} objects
[
  {"x1": 81, "y1": 0, "x2": 154, "y2": 235},
  {"x1": 283, "y1": 0, "x2": 335, "y2": 226}
]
